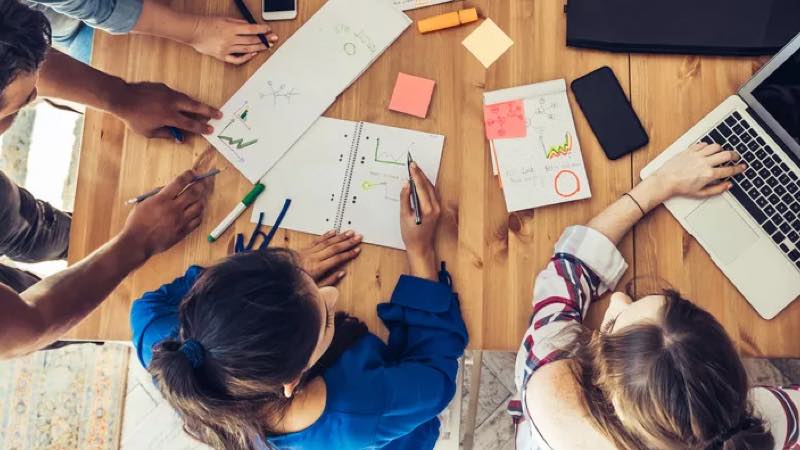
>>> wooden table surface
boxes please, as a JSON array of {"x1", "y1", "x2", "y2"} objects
[{"x1": 66, "y1": 0, "x2": 800, "y2": 357}]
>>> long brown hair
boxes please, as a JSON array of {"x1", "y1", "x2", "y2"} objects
[
  {"x1": 147, "y1": 249, "x2": 368, "y2": 450},
  {"x1": 572, "y1": 291, "x2": 774, "y2": 450}
]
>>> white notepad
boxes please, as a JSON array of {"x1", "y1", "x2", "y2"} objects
[
  {"x1": 207, "y1": 0, "x2": 412, "y2": 183},
  {"x1": 484, "y1": 79, "x2": 592, "y2": 212},
  {"x1": 252, "y1": 117, "x2": 445, "y2": 250}
]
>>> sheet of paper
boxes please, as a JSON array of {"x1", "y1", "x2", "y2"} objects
[
  {"x1": 391, "y1": 0, "x2": 453, "y2": 11},
  {"x1": 206, "y1": 0, "x2": 411, "y2": 183},
  {"x1": 389, "y1": 72, "x2": 436, "y2": 118},
  {"x1": 252, "y1": 118, "x2": 445, "y2": 250},
  {"x1": 483, "y1": 100, "x2": 526, "y2": 139},
  {"x1": 462, "y1": 18, "x2": 513, "y2": 68},
  {"x1": 484, "y1": 79, "x2": 592, "y2": 212},
  {"x1": 343, "y1": 122, "x2": 445, "y2": 249}
]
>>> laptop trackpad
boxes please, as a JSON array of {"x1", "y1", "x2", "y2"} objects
[{"x1": 685, "y1": 196, "x2": 760, "y2": 265}]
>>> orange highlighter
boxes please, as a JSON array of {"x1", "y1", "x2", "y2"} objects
[{"x1": 417, "y1": 8, "x2": 479, "y2": 34}]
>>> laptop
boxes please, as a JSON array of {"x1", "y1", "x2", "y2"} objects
[{"x1": 641, "y1": 32, "x2": 800, "y2": 320}]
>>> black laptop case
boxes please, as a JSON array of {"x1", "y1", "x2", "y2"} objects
[{"x1": 565, "y1": 0, "x2": 800, "y2": 56}]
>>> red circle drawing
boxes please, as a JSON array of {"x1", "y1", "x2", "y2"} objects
[{"x1": 554, "y1": 170, "x2": 581, "y2": 198}]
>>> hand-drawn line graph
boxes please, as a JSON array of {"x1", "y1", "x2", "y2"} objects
[
  {"x1": 544, "y1": 133, "x2": 573, "y2": 159},
  {"x1": 217, "y1": 102, "x2": 258, "y2": 162},
  {"x1": 259, "y1": 81, "x2": 300, "y2": 106},
  {"x1": 373, "y1": 138, "x2": 414, "y2": 166}
]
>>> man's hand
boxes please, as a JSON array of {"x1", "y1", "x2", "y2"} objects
[
  {"x1": 188, "y1": 17, "x2": 279, "y2": 65},
  {"x1": 299, "y1": 231, "x2": 362, "y2": 286},
  {"x1": 400, "y1": 163, "x2": 441, "y2": 281},
  {"x1": 111, "y1": 82, "x2": 222, "y2": 141},
  {"x1": 120, "y1": 170, "x2": 210, "y2": 258}
]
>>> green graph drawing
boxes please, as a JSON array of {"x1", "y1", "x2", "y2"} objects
[
  {"x1": 218, "y1": 135, "x2": 258, "y2": 150},
  {"x1": 373, "y1": 138, "x2": 406, "y2": 166}
]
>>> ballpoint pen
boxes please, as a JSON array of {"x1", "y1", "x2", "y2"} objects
[{"x1": 407, "y1": 152, "x2": 422, "y2": 225}]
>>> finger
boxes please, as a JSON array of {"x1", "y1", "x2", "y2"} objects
[
  {"x1": 230, "y1": 43, "x2": 269, "y2": 54},
  {"x1": 311, "y1": 230, "x2": 337, "y2": 247},
  {"x1": 184, "y1": 217, "x2": 203, "y2": 233},
  {"x1": 183, "y1": 201, "x2": 205, "y2": 220},
  {"x1": 318, "y1": 233, "x2": 362, "y2": 260},
  {"x1": 224, "y1": 52, "x2": 258, "y2": 65},
  {"x1": 173, "y1": 115, "x2": 213, "y2": 136},
  {"x1": 151, "y1": 127, "x2": 177, "y2": 141},
  {"x1": 400, "y1": 183, "x2": 412, "y2": 218},
  {"x1": 237, "y1": 23, "x2": 272, "y2": 36},
  {"x1": 160, "y1": 170, "x2": 198, "y2": 198},
  {"x1": 410, "y1": 163, "x2": 433, "y2": 214},
  {"x1": 713, "y1": 163, "x2": 747, "y2": 180},
  {"x1": 177, "y1": 97, "x2": 222, "y2": 120},
  {"x1": 708, "y1": 150, "x2": 740, "y2": 166},
  {"x1": 317, "y1": 271, "x2": 346, "y2": 288},
  {"x1": 689, "y1": 142, "x2": 708, "y2": 152},
  {"x1": 235, "y1": 35, "x2": 264, "y2": 46},
  {"x1": 318, "y1": 248, "x2": 361, "y2": 273},
  {"x1": 697, "y1": 181, "x2": 733, "y2": 198},
  {"x1": 699, "y1": 143, "x2": 724, "y2": 156},
  {"x1": 176, "y1": 181, "x2": 208, "y2": 207}
]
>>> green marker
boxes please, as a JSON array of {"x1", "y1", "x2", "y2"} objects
[{"x1": 208, "y1": 183, "x2": 265, "y2": 243}]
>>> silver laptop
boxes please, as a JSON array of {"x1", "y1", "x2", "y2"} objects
[{"x1": 641, "y1": 32, "x2": 800, "y2": 320}]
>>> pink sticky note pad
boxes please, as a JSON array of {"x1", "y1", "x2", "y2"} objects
[
  {"x1": 389, "y1": 73, "x2": 436, "y2": 119},
  {"x1": 483, "y1": 100, "x2": 527, "y2": 140}
]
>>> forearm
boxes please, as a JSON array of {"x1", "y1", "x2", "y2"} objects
[
  {"x1": 587, "y1": 176, "x2": 671, "y2": 245},
  {"x1": 0, "y1": 233, "x2": 149, "y2": 358},
  {"x1": 131, "y1": 0, "x2": 199, "y2": 46},
  {"x1": 38, "y1": 49, "x2": 125, "y2": 113},
  {"x1": 407, "y1": 248, "x2": 438, "y2": 281}
]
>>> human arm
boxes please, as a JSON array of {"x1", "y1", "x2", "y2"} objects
[
  {"x1": 399, "y1": 163, "x2": 441, "y2": 281},
  {"x1": 0, "y1": 171, "x2": 210, "y2": 359},
  {"x1": 37, "y1": 49, "x2": 221, "y2": 140},
  {"x1": 131, "y1": 0, "x2": 279, "y2": 65}
]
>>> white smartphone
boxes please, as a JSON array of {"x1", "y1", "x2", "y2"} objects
[{"x1": 262, "y1": 0, "x2": 297, "y2": 20}]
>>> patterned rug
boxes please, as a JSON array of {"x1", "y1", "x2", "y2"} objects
[{"x1": 0, "y1": 343, "x2": 130, "y2": 450}]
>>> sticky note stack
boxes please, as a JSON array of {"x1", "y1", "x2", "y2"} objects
[
  {"x1": 462, "y1": 18, "x2": 513, "y2": 68},
  {"x1": 389, "y1": 72, "x2": 436, "y2": 119}
]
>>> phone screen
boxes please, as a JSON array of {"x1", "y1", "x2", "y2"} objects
[{"x1": 264, "y1": 0, "x2": 294, "y2": 12}]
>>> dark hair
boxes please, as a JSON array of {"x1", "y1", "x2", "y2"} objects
[
  {"x1": 0, "y1": 0, "x2": 51, "y2": 99},
  {"x1": 572, "y1": 290, "x2": 773, "y2": 450},
  {"x1": 148, "y1": 249, "x2": 368, "y2": 450}
]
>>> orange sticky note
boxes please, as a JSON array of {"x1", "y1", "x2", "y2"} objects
[
  {"x1": 483, "y1": 100, "x2": 526, "y2": 139},
  {"x1": 389, "y1": 73, "x2": 436, "y2": 119}
]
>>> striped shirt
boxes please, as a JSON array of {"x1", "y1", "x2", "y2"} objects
[{"x1": 508, "y1": 225, "x2": 800, "y2": 450}]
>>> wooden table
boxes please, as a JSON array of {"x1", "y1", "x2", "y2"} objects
[{"x1": 66, "y1": 0, "x2": 800, "y2": 357}]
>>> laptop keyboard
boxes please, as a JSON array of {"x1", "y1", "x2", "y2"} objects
[{"x1": 700, "y1": 111, "x2": 800, "y2": 271}]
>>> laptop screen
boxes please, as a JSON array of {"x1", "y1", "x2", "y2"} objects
[{"x1": 751, "y1": 50, "x2": 800, "y2": 146}]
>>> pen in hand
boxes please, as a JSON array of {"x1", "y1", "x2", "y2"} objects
[
  {"x1": 126, "y1": 168, "x2": 222, "y2": 205},
  {"x1": 407, "y1": 152, "x2": 422, "y2": 225}
]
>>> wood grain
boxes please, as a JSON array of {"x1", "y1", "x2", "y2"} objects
[{"x1": 65, "y1": 0, "x2": 798, "y2": 357}]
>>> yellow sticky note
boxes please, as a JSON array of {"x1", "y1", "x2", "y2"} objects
[{"x1": 461, "y1": 18, "x2": 513, "y2": 68}]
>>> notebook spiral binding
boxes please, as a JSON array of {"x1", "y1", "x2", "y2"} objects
[{"x1": 333, "y1": 122, "x2": 363, "y2": 231}]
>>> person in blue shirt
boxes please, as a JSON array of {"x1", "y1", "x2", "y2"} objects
[{"x1": 130, "y1": 163, "x2": 468, "y2": 450}]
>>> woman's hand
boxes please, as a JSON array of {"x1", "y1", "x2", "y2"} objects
[
  {"x1": 400, "y1": 163, "x2": 441, "y2": 281},
  {"x1": 644, "y1": 143, "x2": 747, "y2": 206},
  {"x1": 299, "y1": 231, "x2": 362, "y2": 287},
  {"x1": 188, "y1": 17, "x2": 279, "y2": 65}
]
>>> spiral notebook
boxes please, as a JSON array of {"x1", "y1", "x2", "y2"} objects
[{"x1": 252, "y1": 117, "x2": 445, "y2": 250}]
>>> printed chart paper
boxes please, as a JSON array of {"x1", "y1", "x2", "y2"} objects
[
  {"x1": 252, "y1": 117, "x2": 445, "y2": 250},
  {"x1": 206, "y1": 0, "x2": 412, "y2": 182},
  {"x1": 484, "y1": 79, "x2": 592, "y2": 212}
]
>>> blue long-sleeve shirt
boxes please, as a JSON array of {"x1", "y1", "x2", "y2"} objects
[{"x1": 130, "y1": 266, "x2": 468, "y2": 450}]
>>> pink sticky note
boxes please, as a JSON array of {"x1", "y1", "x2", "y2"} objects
[
  {"x1": 389, "y1": 72, "x2": 436, "y2": 119},
  {"x1": 483, "y1": 100, "x2": 527, "y2": 140}
]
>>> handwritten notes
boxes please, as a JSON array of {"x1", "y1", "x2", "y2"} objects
[
  {"x1": 483, "y1": 100, "x2": 526, "y2": 139},
  {"x1": 389, "y1": 72, "x2": 436, "y2": 119},
  {"x1": 206, "y1": 0, "x2": 411, "y2": 183},
  {"x1": 484, "y1": 80, "x2": 592, "y2": 212},
  {"x1": 391, "y1": 0, "x2": 453, "y2": 11},
  {"x1": 462, "y1": 19, "x2": 513, "y2": 68}
]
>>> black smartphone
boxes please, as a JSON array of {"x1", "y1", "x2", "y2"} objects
[{"x1": 571, "y1": 66, "x2": 649, "y2": 160}]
